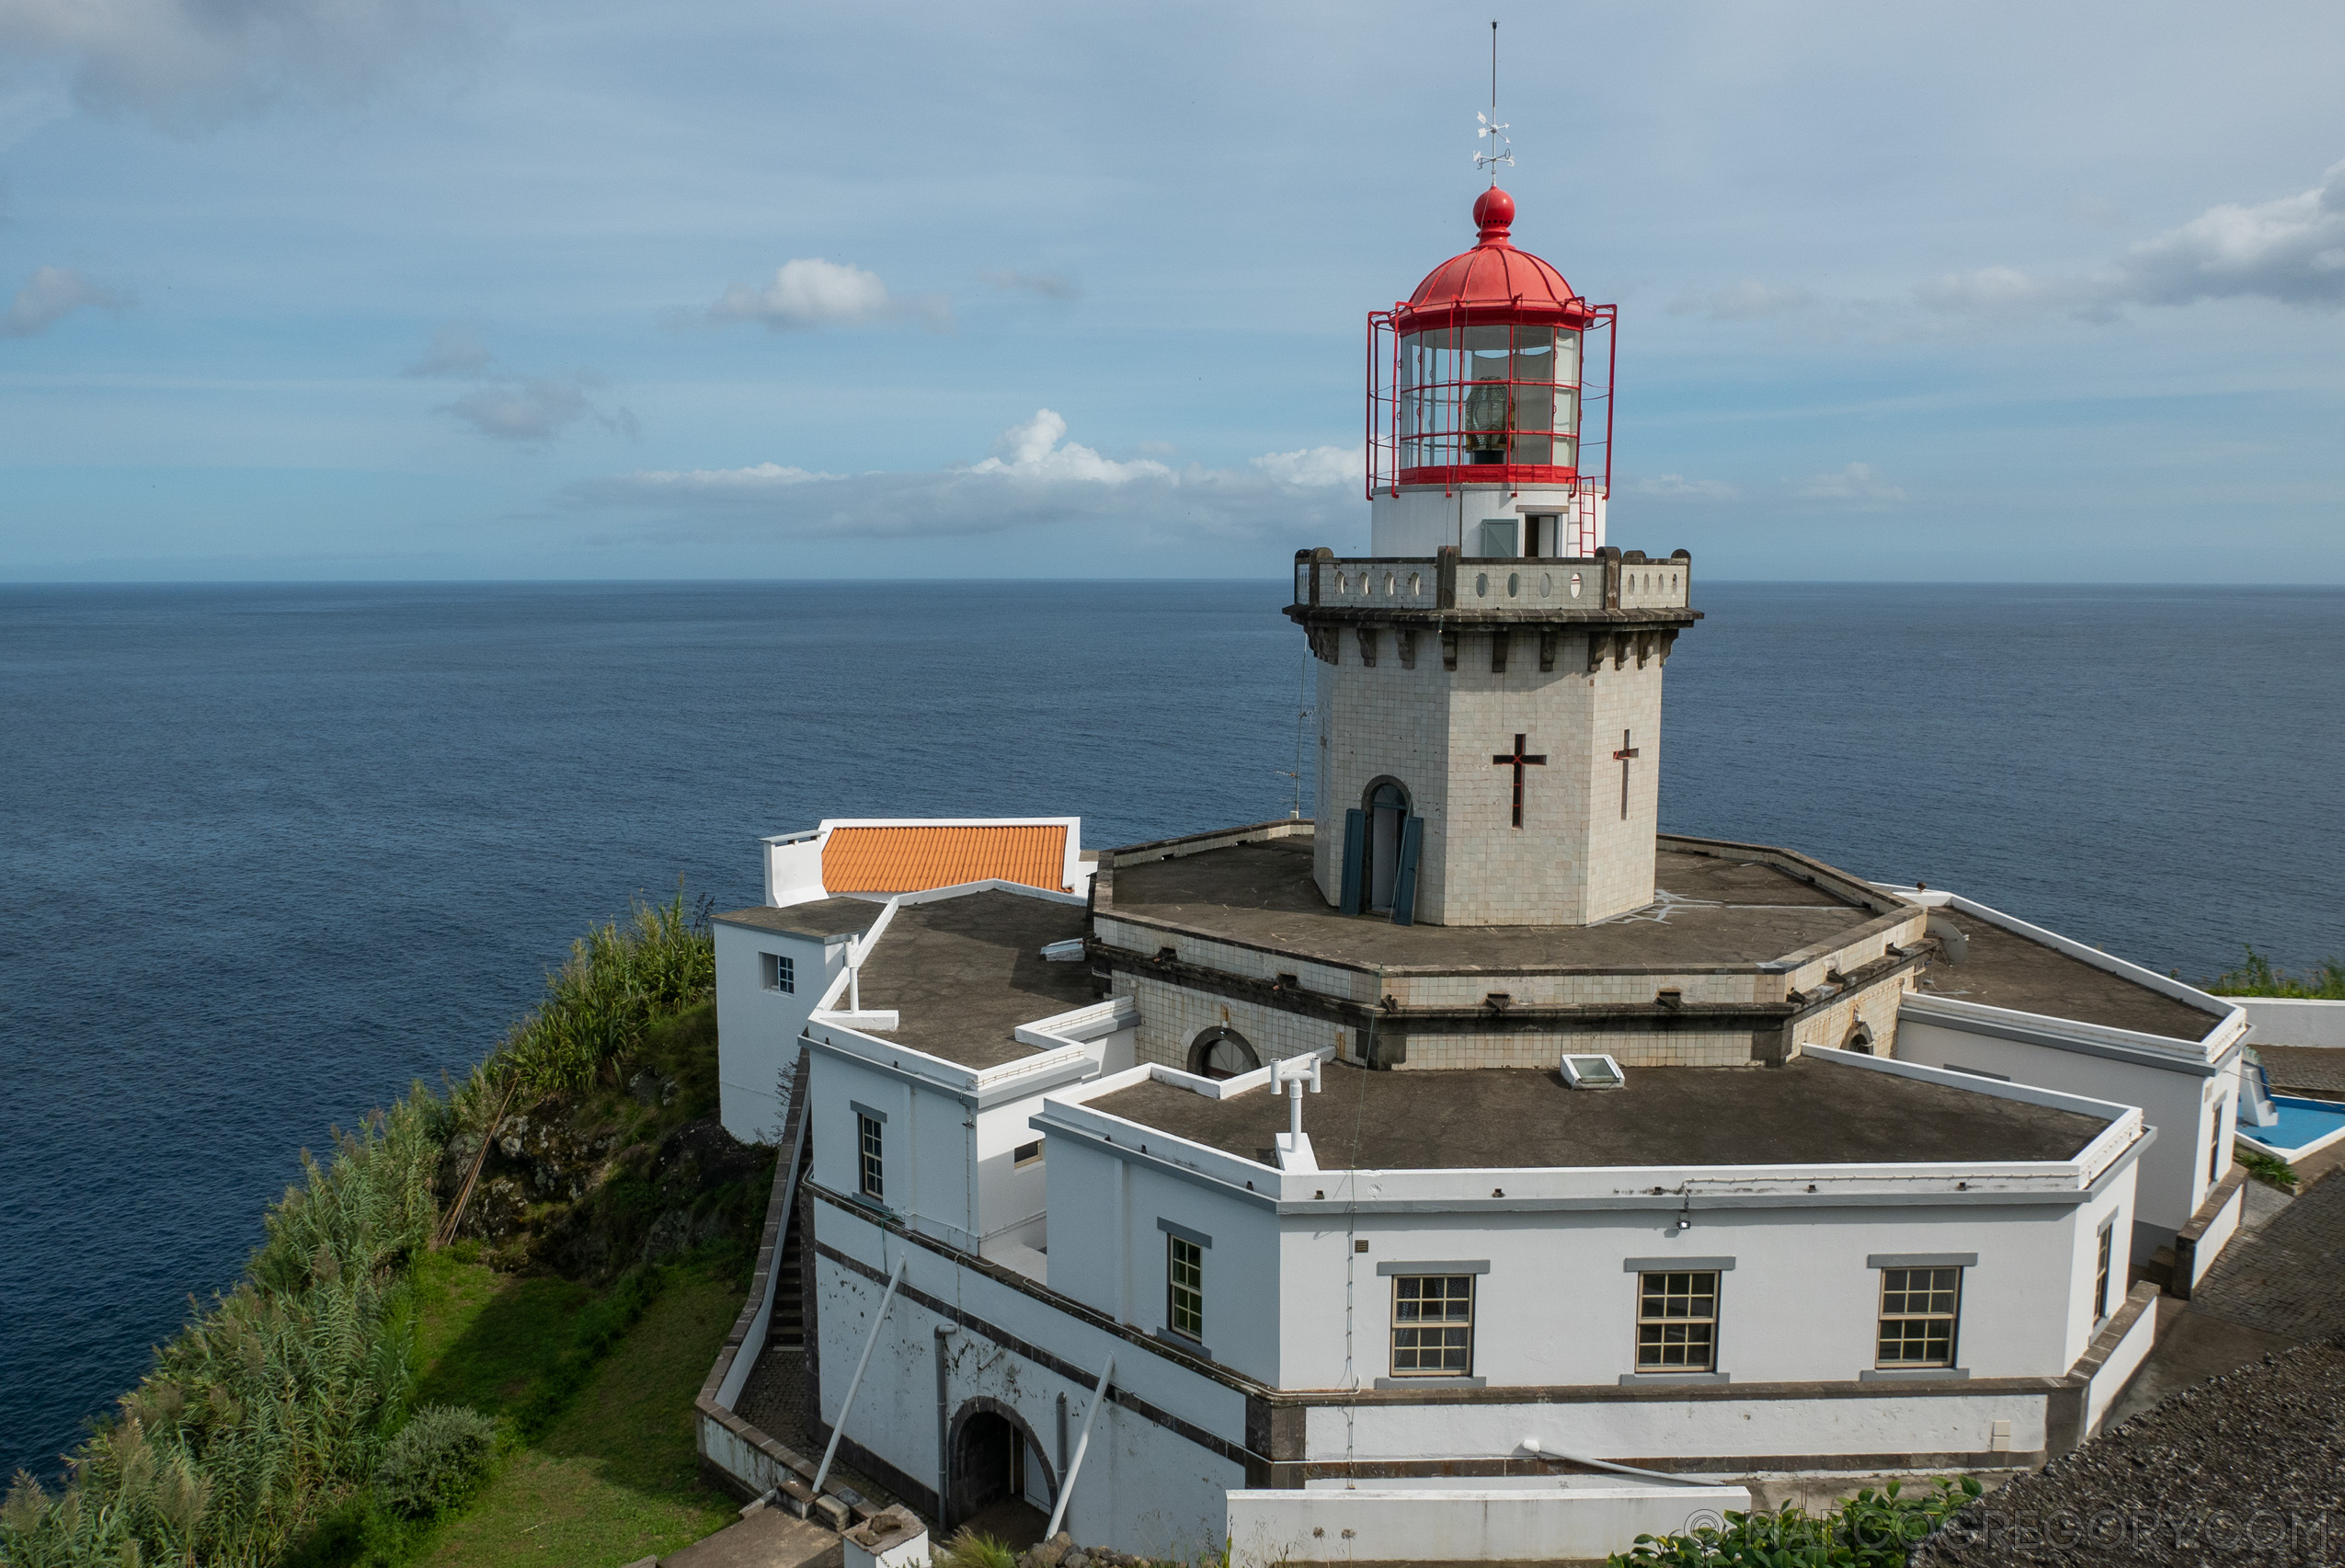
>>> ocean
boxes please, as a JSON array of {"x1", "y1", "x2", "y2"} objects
[{"x1": 4, "y1": 579, "x2": 2340, "y2": 1480}]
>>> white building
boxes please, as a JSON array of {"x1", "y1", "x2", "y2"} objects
[{"x1": 708, "y1": 188, "x2": 2250, "y2": 1562}]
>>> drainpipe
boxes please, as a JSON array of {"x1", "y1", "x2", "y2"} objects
[
  {"x1": 933, "y1": 1323, "x2": 960, "y2": 1528},
  {"x1": 1045, "y1": 1353, "x2": 1115, "y2": 1541},
  {"x1": 813, "y1": 1253, "x2": 905, "y2": 1495}
]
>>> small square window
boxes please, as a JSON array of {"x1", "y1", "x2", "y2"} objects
[
  {"x1": 1636, "y1": 1270, "x2": 1719, "y2": 1372},
  {"x1": 1168, "y1": 1236, "x2": 1204, "y2": 1340},
  {"x1": 1390, "y1": 1275, "x2": 1473, "y2": 1377},
  {"x1": 1877, "y1": 1266, "x2": 1962, "y2": 1368},
  {"x1": 856, "y1": 1113, "x2": 884, "y2": 1201},
  {"x1": 761, "y1": 952, "x2": 795, "y2": 994},
  {"x1": 1013, "y1": 1139, "x2": 1044, "y2": 1169}
]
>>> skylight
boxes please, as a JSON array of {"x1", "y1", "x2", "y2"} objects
[{"x1": 1561, "y1": 1054, "x2": 1625, "y2": 1090}]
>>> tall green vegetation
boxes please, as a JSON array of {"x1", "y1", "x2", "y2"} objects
[
  {"x1": 2212, "y1": 945, "x2": 2345, "y2": 999},
  {"x1": 479, "y1": 888, "x2": 715, "y2": 1098},
  {"x1": 2, "y1": 1093, "x2": 440, "y2": 1567},
  {"x1": 2, "y1": 888, "x2": 720, "y2": 1568}
]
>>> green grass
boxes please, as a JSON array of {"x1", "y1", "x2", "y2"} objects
[
  {"x1": 409, "y1": 1246, "x2": 601, "y2": 1419},
  {"x1": 408, "y1": 1269, "x2": 745, "y2": 1568}
]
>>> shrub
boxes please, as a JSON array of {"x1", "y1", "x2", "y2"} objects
[
  {"x1": 486, "y1": 887, "x2": 716, "y2": 1097},
  {"x1": 2211, "y1": 945, "x2": 2345, "y2": 1000},
  {"x1": 375, "y1": 1405, "x2": 498, "y2": 1520},
  {"x1": 934, "y1": 1528, "x2": 1021, "y2": 1568},
  {"x1": 1611, "y1": 1477, "x2": 1981, "y2": 1566},
  {"x1": 2235, "y1": 1142, "x2": 2298, "y2": 1191}
]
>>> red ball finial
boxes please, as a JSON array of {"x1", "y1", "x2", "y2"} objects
[{"x1": 1473, "y1": 187, "x2": 1516, "y2": 246}]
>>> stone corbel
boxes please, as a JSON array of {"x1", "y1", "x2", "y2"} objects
[
  {"x1": 1612, "y1": 634, "x2": 1630, "y2": 670},
  {"x1": 1539, "y1": 630, "x2": 1557, "y2": 672},
  {"x1": 1635, "y1": 631, "x2": 1653, "y2": 669},
  {"x1": 1441, "y1": 630, "x2": 1458, "y2": 671},
  {"x1": 1490, "y1": 629, "x2": 1509, "y2": 673},
  {"x1": 1659, "y1": 629, "x2": 1679, "y2": 665},
  {"x1": 1356, "y1": 627, "x2": 1378, "y2": 667},
  {"x1": 1584, "y1": 632, "x2": 1608, "y2": 674},
  {"x1": 1398, "y1": 629, "x2": 1417, "y2": 670}
]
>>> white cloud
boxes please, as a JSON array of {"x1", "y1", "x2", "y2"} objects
[
  {"x1": 1919, "y1": 158, "x2": 2345, "y2": 318},
  {"x1": 2, "y1": 264, "x2": 130, "y2": 336},
  {"x1": 1668, "y1": 280, "x2": 1814, "y2": 322},
  {"x1": 0, "y1": 0, "x2": 473, "y2": 132},
  {"x1": 442, "y1": 372, "x2": 635, "y2": 445},
  {"x1": 1627, "y1": 473, "x2": 1738, "y2": 500},
  {"x1": 402, "y1": 324, "x2": 633, "y2": 444},
  {"x1": 1796, "y1": 462, "x2": 1906, "y2": 506},
  {"x1": 701, "y1": 258, "x2": 951, "y2": 332},
  {"x1": 978, "y1": 268, "x2": 1081, "y2": 301},
  {"x1": 1249, "y1": 443, "x2": 1360, "y2": 487},
  {"x1": 566, "y1": 409, "x2": 1362, "y2": 545}
]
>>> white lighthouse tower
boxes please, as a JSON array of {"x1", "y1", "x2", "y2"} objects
[
  {"x1": 1292, "y1": 185, "x2": 1695, "y2": 928},
  {"x1": 1366, "y1": 185, "x2": 1615, "y2": 561}
]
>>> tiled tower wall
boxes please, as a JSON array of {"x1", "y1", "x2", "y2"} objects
[{"x1": 1312, "y1": 627, "x2": 1665, "y2": 925}]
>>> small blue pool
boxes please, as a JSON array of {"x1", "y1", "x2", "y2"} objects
[{"x1": 2238, "y1": 1095, "x2": 2345, "y2": 1157}]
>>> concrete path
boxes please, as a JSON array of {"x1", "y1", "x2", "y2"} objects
[
  {"x1": 657, "y1": 1506, "x2": 843, "y2": 1568},
  {"x1": 2106, "y1": 1162, "x2": 2345, "y2": 1427}
]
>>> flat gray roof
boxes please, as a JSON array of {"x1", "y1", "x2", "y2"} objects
[
  {"x1": 715, "y1": 898, "x2": 887, "y2": 942},
  {"x1": 1087, "y1": 1058, "x2": 2113, "y2": 1171},
  {"x1": 854, "y1": 890, "x2": 1096, "y2": 1069},
  {"x1": 1915, "y1": 914, "x2": 2223, "y2": 1043},
  {"x1": 1103, "y1": 835, "x2": 1885, "y2": 971}
]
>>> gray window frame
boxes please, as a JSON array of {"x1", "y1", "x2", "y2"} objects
[
  {"x1": 761, "y1": 951, "x2": 795, "y2": 994},
  {"x1": 855, "y1": 1111, "x2": 885, "y2": 1200}
]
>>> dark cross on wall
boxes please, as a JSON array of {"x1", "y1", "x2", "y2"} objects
[
  {"x1": 1492, "y1": 733, "x2": 1547, "y2": 828},
  {"x1": 1612, "y1": 729, "x2": 1641, "y2": 820}
]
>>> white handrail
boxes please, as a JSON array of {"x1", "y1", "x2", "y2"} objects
[
  {"x1": 812, "y1": 1253, "x2": 906, "y2": 1496},
  {"x1": 1044, "y1": 1353, "x2": 1115, "y2": 1540}
]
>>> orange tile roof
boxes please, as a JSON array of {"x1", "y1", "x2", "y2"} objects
[{"x1": 822, "y1": 824, "x2": 1070, "y2": 895}]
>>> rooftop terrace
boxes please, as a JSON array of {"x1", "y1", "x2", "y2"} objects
[
  {"x1": 714, "y1": 898, "x2": 887, "y2": 942},
  {"x1": 1914, "y1": 912, "x2": 2223, "y2": 1043},
  {"x1": 1087, "y1": 1057, "x2": 2114, "y2": 1172},
  {"x1": 1102, "y1": 833, "x2": 1899, "y2": 973},
  {"x1": 852, "y1": 890, "x2": 1096, "y2": 1069}
]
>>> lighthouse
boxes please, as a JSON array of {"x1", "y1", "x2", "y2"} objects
[{"x1": 1290, "y1": 187, "x2": 1698, "y2": 927}]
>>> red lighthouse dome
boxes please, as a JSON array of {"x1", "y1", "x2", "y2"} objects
[
  {"x1": 1367, "y1": 188, "x2": 1615, "y2": 504},
  {"x1": 1398, "y1": 187, "x2": 1590, "y2": 331}
]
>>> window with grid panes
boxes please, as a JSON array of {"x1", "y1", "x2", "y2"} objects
[
  {"x1": 1390, "y1": 1275, "x2": 1474, "y2": 1376},
  {"x1": 1636, "y1": 1271, "x2": 1719, "y2": 1371},
  {"x1": 1167, "y1": 1236, "x2": 1204, "y2": 1340},
  {"x1": 856, "y1": 1113, "x2": 884, "y2": 1201},
  {"x1": 1877, "y1": 1266, "x2": 1962, "y2": 1368}
]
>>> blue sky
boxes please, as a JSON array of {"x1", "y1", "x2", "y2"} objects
[{"x1": 2, "y1": 0, "x2": 2341, "y2": 581}]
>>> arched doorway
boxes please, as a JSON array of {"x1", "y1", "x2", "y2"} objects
[
  {"x1": 1188, "y1": 1025, "x2": 1259, "y2": 1081},
  {"x1": 1363, "y1": 779, "x2": 1411, "y2": 915},
  {"x1": 946, "y1": 1399, "x2": 1055, "y2": 1539}
]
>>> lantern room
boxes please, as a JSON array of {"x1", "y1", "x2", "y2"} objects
[{"x1": 1366, "y1": 188, "x2": 1617, "y2": 559}]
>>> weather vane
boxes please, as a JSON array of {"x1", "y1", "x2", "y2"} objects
[{"x1": 1474, "y1": 19, "x2": 1513, "y2": 183}]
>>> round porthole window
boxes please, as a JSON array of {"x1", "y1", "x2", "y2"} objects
[
  {"x1": 1507, "y1": 572, "x2": 1520, "y2": 598},
  {"x1": 1540, "y1": 572, "x2": 1553, "y2": 596},
  {"x1": 1569, "y1": 571, "x2": 1584, "y2": 599},
  {"x1": 1475, "y1": 572, "x2": 1490, "y2": 597},
  {"x1": 1408, "y1": 572, "x2": 1422, "y2": 596}
]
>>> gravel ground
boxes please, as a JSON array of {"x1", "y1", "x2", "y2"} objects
[{"x1": 1912, "y1": 1336, "x2": 2345, "y2": 1567}]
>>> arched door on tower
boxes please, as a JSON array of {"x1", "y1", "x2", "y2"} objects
[{"x1": 1341, "y1": 782, "x2": 1425, "y2": 924}]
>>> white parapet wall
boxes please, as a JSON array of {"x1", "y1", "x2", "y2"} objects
[
  {"x1": 2221, "y1": 997, "x2": 2345, "y2": 1048},
  {"x1": 1227, "y1": 1482, "x2": 1752, "y2": 1567}
]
